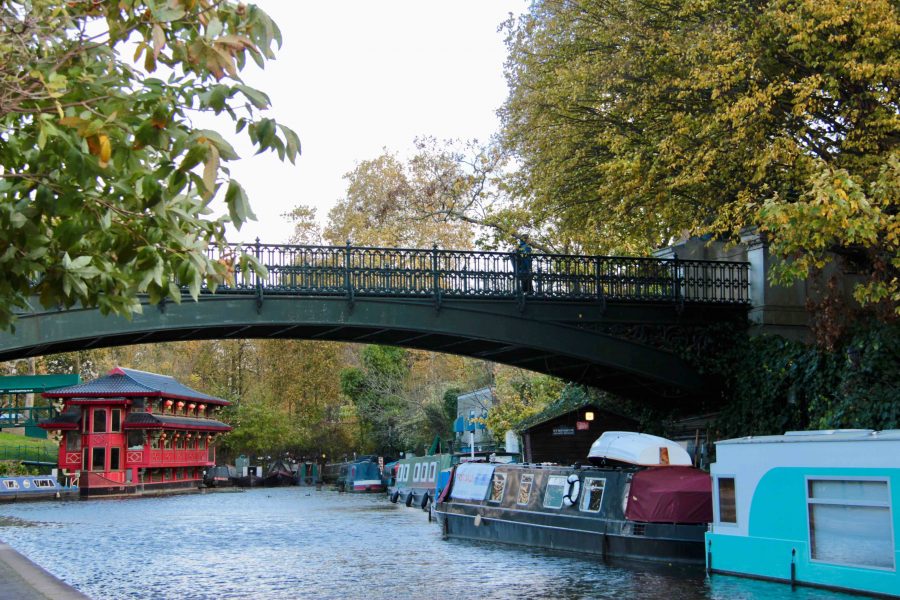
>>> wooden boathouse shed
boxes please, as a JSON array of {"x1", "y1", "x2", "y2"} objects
[
  {"x1": 517, "y1": 394, "x2": 637, "y2": 465},
  {"x1": 39, "y1": 367, "x2": 231, "y2": 497}
]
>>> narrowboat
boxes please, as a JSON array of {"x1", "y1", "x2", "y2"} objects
[
  {"x1": 296, "y1": 461, "x2": 321, "y2": 486},
  {"x1": 203, "y1": 465, "x2": 236, "y2": 488},
  {"x1": 263, "y1": 459, "x2": 296, "y2": 487},
  {"x1": 0, "y1": 476, "x2": 78, "y2": 502},
  {"x1": 434, "y1": 432, "x2": 712, "y2": 564},
  {"x1": 326, "y1": 456, "x2": 385, "y2": 492},
  {"x1": 706, "y1": 429, "x2": 900, "y2": 598},
  {"x1": 389, "y1": 453, "x2": 454, "y2": 509}
]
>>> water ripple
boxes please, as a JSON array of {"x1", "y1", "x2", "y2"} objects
[{"x1": 0, "y1": 489, "x2": 861, "y2": 600}]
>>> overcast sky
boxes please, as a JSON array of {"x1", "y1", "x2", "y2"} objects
[{"x1": 215, "y1": 1, "x2": 526, "y2": 244}]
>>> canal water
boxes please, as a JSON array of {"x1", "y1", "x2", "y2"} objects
[{"x1": 0, "y1": 488, "x2": 865, "y2": 599}]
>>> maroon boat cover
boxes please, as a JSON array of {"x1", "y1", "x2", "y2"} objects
[{"x1": 624, "y1": 466, "x2": 712, "y2": 524}]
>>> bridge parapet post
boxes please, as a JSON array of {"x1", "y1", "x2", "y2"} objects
[
  {"x1": 432, "y1": 244, "x2": 442, "y2": 310},
  {"x1": 344, "y1": 240, "x2": 354, "y2": 308},
  {"x1": 254, "y1": 238, "x2": 263, "y2": 313}
]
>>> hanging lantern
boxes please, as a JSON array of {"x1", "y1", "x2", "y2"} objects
[
  {"x1": 188, "y1": 403, "x2": 196, "y2": 411},
  {"x1": 176, "y1": 401, "x2": 185, "y2": 409},
  {"x1": 198, "y1": 404, "x2": 206, "y2": 412},
  {"x1": 164, "y1": 400, "x2": 173, "y2": 408}
]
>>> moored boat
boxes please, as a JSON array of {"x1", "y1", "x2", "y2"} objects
[
  {"x1": 389, "y1": 453, "x2": 454, "y2": 509},
  {"x1": 326, "y1": 456, "x2": 386, "y2": 492},
  {"x1": 263, "y1": 459, "x2": 296, "y2": 487},
  {"x1": 434, "y1": 431, "x2": 712, "y2": 564},
  {"x1": 0, "y1": 476, "x2": 78, "y2": 502},
  {"x1": 706, "y1": 429, "x2": 900, "y2": 598},
  {"x1": 203, "y1": 464, "x2": 236, "y2": 488}
]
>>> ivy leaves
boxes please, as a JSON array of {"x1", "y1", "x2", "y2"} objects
[{"x1": 0, "y1": 1, "x2": 301, "y2": 330}]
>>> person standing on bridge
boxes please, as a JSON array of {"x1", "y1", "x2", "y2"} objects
[{"x1": 515, "y1": 235, "x2": 533, "y2": 294}]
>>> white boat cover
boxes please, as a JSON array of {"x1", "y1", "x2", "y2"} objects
[{"x1": 588, "y1": 431, "x2": 692, "y2": 466}]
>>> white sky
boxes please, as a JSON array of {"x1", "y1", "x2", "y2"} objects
[{"x1": 216, "y1": 1, "x2": 526, "y2": 244}]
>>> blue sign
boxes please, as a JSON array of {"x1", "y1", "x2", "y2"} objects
[{"x1": 453, "y1": 414, "x2": 486, "y2": 433}]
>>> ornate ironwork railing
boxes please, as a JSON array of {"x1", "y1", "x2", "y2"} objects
[{"x1": 205, "y1": 242, "x2": 750, "y2": 305}]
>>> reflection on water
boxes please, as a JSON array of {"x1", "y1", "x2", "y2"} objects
[{"x1": 0, "y1": 489, "x2": 865, "y2": 599}]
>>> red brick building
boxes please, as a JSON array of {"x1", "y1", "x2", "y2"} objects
[{"x1": 39, "y1": 367, "x2": 231, "y2": 497}]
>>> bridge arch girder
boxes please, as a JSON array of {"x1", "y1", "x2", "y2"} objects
[{"x1": 2, "y1": 295, "x2": 733, "y2": 403}]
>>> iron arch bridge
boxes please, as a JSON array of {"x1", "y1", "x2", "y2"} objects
[{"x1": 0, "y1": 243, "x2": 750, "y2": 404}]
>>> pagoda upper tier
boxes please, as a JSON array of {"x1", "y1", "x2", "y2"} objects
[{"x1": 42, "y1": 367, "x2": 229, "y2": 404}]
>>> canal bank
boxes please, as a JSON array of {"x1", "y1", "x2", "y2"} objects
[{"x1": 0, "y1": 541, "x2": 88, "y2": 600}]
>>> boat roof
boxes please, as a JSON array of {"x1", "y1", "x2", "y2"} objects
[
  {"x1": 716, "y1": 429, "x2": 900, "y2": 445},
  {"x1": 588, "y1": 431, "x2": 692, "y2": 466},
  {"x1": 42, "y1": 367, "x2": 228, "y2": 405}
]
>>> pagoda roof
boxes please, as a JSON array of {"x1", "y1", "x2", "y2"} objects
[
  {"x1": 42, "y1": 367, "x2": 228, "y2": 405},
  {"x1": 37, "y1": 408, "x2": 81, "y2": 431},
  {"x1": 123, "y1": 412, "x2": 231, "y2": 432}
]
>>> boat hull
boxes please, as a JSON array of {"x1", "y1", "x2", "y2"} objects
[{"x1": 435, "y1": 502, "x2": 705, "y2": 565}]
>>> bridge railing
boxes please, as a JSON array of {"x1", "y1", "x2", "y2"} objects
[{"x1": 206, "y1": 243, "x2": 750, "y2": 305}]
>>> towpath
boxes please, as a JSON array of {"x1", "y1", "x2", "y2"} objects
[{"x1": 0, "y1": 541, "x2": 88, "y2": 600}]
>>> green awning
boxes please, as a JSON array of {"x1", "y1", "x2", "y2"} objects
[{"x1": 0, "y1": 374, "x2": 81, "y2": 394}]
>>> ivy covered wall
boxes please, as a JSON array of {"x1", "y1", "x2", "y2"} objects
[{"x1": 713, "y1": 320, "x2": 899, "y2": 439}]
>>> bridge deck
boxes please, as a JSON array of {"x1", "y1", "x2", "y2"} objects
[
  {"x1": 1, "y1": 244, "x2": 750, "y2": 404},
  {"x1": 208, "y1": 242, "x2": 750, "y2": 305}
]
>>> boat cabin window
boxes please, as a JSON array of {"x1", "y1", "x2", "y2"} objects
[
  {"x1": 580, "y1": 478, "x2": 606, "y2": 513},
  {"x1": 413, "y1": 463, "x2": 421, "y2": 482},
  {"x1": 488, "y1": 472, "x2": 507, "y2": 503},
  {"x1": 65, "y1": 431, "x2": 81, "y2": 451},
  {"x1": 92, "y1": 409, "x2": 107, "y2": 433},
  {"x1": 716, "y1": 477, "x2": 737, "y2": 524},
  {"x1": 543, "y1": 475, "x2": 569, "y2": 509},
  {"x1": 33, "y1": 479, "x2": 54, "y2": 488},
  {"x1": 110, "y1": 448, "x2": 121, "y2": 470},
  {"x1": 110, "y1": 409, "x2": 121, "y2": 432},
  {"x1": 3, "y1": 480, "x2": 17, "y2": 489},
  {"x1": 401, "y1": 464, "x2": 409, "y2": 482},
  {"x1": 428, "y1": 462, "x2": 437, "y2": 482},
  {"x1": 517, "y1": 474, "x2": 534, "y2": 505},
  {"x1": 807, "y1": 478, "x2": 894, "y2": 570}
]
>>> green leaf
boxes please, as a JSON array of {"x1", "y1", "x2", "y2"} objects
[
  {"x1": 205, "y1": 17, "x2": 224, "y2": 40},
  {"x1": 198, "y1": 129, "x2": 240, "y2": 160},
  {"x1": 151, "y1": 5, "x2": 186, "y2": 22},
  {"x1": 225, "y1": 179, "x2": 256, "y2": 228},
  {"x1": 235, "y1": 84, "x2": 271, "y2": 110},
  {"x1": 279, "y1": 124, "x2": 301, "y2": 164}
]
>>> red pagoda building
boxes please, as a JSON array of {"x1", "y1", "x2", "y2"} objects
[{"x1": 39, "y1": 367, "x2": 231, "y2": 497}]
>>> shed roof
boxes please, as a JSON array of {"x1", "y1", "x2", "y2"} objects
[
  {"x1": 42, "y1": 367, "x2": 228, "y2": 405},
  {"x1": 517, "y1": 392, "x2": 633, "y2": 432}
]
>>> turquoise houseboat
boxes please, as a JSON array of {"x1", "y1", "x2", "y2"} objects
[{"x1": 706, "y1": 429, "x2": 900, "y2": 598}]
